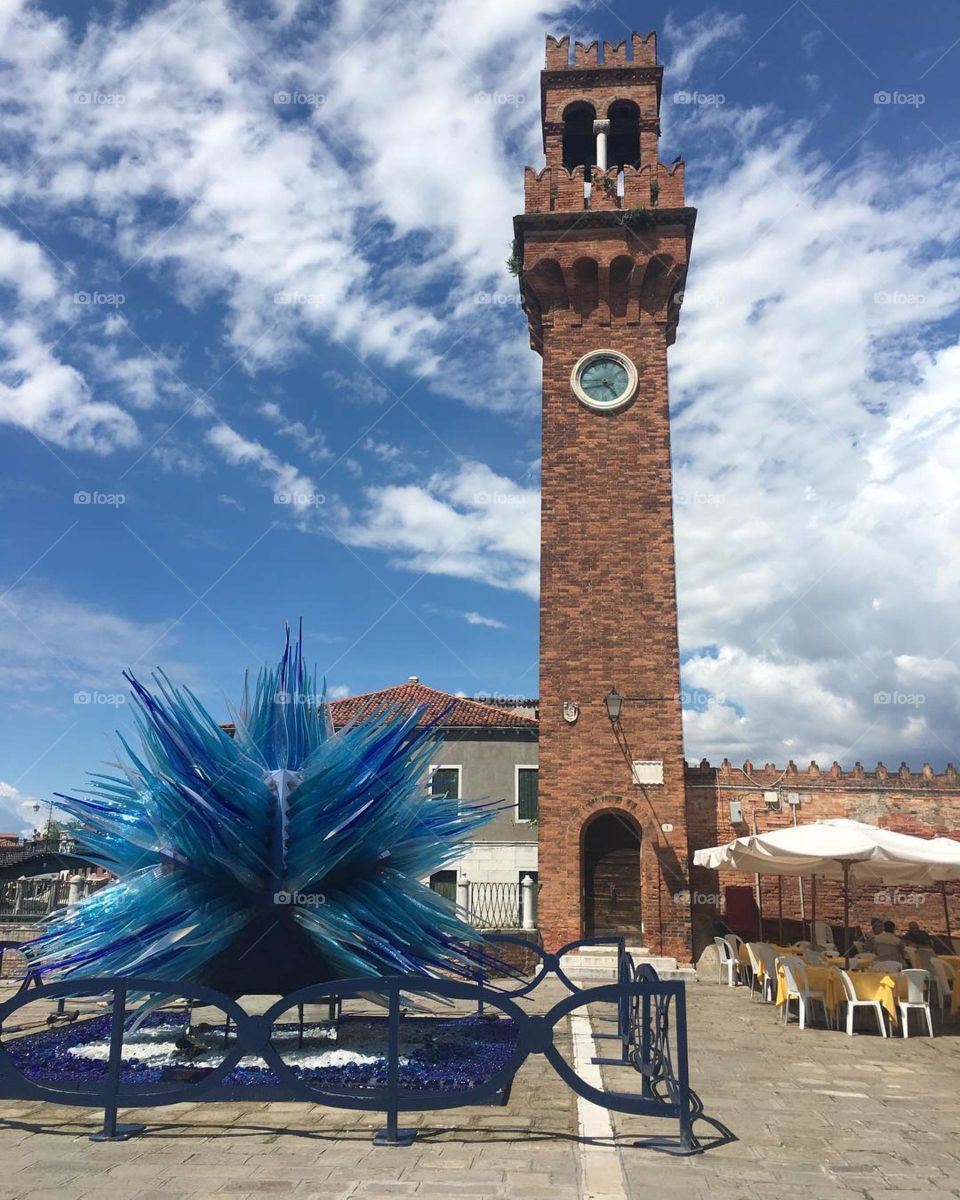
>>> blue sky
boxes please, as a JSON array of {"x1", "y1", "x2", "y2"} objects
[{"x1": 2, "y1": 0, "x2": 960, "y2": 829}]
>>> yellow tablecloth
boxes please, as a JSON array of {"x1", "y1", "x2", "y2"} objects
[
  {"x1": 775, "y1": 964, "x2": 845, "y2": 1015},
  {"x1": 847, "y1": 971, "x2": 905, "y2": 1025},
  {"x1": 739, "y1": 942, "x2": 804, "y2": 978},
  {"x1": 774, "y1": 965, "x2": 905, "y2": 1026}
]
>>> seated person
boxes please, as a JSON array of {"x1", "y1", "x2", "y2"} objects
[
  {"x1": 904, "y1": 919, "x2": 932, "y2": 947},
  {"x1": 853, "y1": 917, "x2": 884, "y2": 955},
  {"x1": 871, "y1": 920, "x2": 905, "y2": 963}
]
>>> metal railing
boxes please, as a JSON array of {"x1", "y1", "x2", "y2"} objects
[
  {"x1": 468, "y1": 881, "x2": 537, "y2": 929},
  {"x1": 0, "y1": 935, "x2": 723, "y2": 1153},
  {"x1": 0, "y1": 877, "x2": 109, "y2": 923},
  {"x1": 0, "y1": 880, "x2": 70, "y2": 923},
  {"x1": 0, "y1": 839, "x2": 61, "y2": 869}
]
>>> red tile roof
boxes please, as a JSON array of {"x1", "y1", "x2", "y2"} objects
[{"x1": 328, "y1": 682, "x2": 538, "y2": 730}]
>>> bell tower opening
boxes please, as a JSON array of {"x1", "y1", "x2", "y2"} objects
[
  {"x1": 607, "y1": 100, "x2": 641, "y2": 170},
  {"x1": 561, "y1": 102, "x2": 595, "y2": 171}
]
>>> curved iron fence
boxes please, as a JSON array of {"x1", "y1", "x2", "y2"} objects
[{"x1": 0, "y1": 936, "x2": 724, "y2": 1154}]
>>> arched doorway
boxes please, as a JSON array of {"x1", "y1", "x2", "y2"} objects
[{"x1": 583, "y1": 811, "x2": 643, "y2": 938}]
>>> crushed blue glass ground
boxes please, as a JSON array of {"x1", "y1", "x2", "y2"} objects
[{"x1": 4, "y1": 1011, "x2": 520, "y2": 1092}]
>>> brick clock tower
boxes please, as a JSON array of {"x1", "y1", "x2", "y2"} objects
[{"x1": 515, "y1": 32, "x2": 696, "y2": 961}]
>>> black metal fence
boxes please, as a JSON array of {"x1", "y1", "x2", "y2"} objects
[
  {"x1": 0, "y1": 935, "x2": 725, "y2": 1153},
  {"x1": 468, "y1": 881, "x2": 540, "y2": 929}
]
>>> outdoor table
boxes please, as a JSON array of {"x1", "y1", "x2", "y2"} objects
[
  {"x1": 774, "y1": 963, "x2": 845, "y2": 1016},
  {"x1": 847, "y1": 970, "x2": 905, "y2": 1026},
  {"x1": 774, "y1": 964, "x2": 905, "y2": 1028}
]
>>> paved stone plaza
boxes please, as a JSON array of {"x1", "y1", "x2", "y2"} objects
[
  {"x1": 0, "y1": 976, "x2": 959, "y2": 1199},
  {"x1": 605, "y1": 980, "x2": 960, "y2": 1200}
]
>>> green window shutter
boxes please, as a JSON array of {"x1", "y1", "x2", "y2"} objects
[
  {"x1": 429, "y1": 870, "x2": 458, "y2": 903},
  {"x1": 517, "y1": 767, "x2": 538, "y2": 820},
  {"x1": 431, "y1": 767, "x2": 460, "y2": 800}
]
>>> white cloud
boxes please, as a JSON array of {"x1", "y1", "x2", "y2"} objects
[
  {"x1": 669, "y1": 103, "x2": 960, "y2": 766},
  {"x1": 152, "y1": 442, "x2": 205, "y2": 474},
  {"x1": 360, "y1": 436, "x2": 416, "y2": 476},
  {"x1": 337, "y1": 461, "x2": 539, "y2": 598},
  {"x1": 322, "y1": 370, "x2": 390, "y2": 406},
  {"x1": 464, "y1": 611, "x2": 508, "y2": 629},
  {"x1": 86, "y1": 340, "x2": 187, "y2": 411},
  {"x1": 0, "y1": 780, "x2": 46, "y2": 838},
  {"x1": 259, "y1": 400, "x2": 331, "y2": 462},
  {"x1": 663, "y1": 10, "x2": 748, "y2": 84},
  {"x1": 0, "y1": 586, "x2": 196, "y2": 696},
  {"x1": 894, "y1": 656, "x2": 960, "y2": 684},
  {"x1": 0, "y1": 228, "x2": 138, "y2": 452},
  {"x1": 0, "y1": 0, "x2": 564, "y2": 419},
  {"x1": 205, "y1": 421, "x2": 321, "y2": 514}
]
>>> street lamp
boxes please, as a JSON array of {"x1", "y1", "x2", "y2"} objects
[{"x1": 603, "y1": 687, "x2": 623, "y2": 723}]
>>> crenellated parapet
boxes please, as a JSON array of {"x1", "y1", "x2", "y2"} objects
[
  {"x1": 685, "y1": 758, "x2": 960, "y2": 792},
  {"x1": 545, "y1": 33, "x2": 658, "y2": 69},
  {"x1": 523, "y1": 161, "x2": 684, "y2": 214}
]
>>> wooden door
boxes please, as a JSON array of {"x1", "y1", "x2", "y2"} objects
[{"x1": 583, "y1": 812, "x2": 643, "y2": 938}]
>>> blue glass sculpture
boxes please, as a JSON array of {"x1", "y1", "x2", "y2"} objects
[{"x1": 24, "y1": 626, "x2": 498, "y2": 995}]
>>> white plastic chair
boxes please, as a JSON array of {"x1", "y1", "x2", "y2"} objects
[
  {"x1": 813, "y1": 922, "x2": 837, "y2": 953},
  {"x1": 745, "y1": 942, "x2": 767, "y2": 1000},
  {"x1": 802, "y1": 947, "x2": 825, "y2": 965},
  {"x1": 874, "y1": 960, "x2": 902, "y2": 974},
  {"x1": 898, "y1": 969, "x2": 934, "y2": 1038},
  {"x1": 928, "y1": 957, "x2": 953, "y2": 1020},
  {"x1": 779, "y1": 956, "x2": 832, "y2": 1030},
  {"x1": 714, "y1": 936, "x2": 737, "y2": 986},
  {"x1": 837, "y1": 968, "x2": 887, "y2": 1037},
  {"x1": 724, "y1": 933, "x2": 746, "y2": 982},
  {"x1": 906, "y1": 945, "x2": 936, "y2": 971},
  {"x1": 755, "y1": 944, "x2": 779, "y2": 1003}
]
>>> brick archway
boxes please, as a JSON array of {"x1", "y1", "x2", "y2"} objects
[{"x1": 582, "y1": 809, "x2": 643, "y2": 939}]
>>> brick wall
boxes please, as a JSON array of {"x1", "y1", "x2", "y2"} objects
[{"x1": 685, "y1": 760, "x2": 960, "y2": 954}]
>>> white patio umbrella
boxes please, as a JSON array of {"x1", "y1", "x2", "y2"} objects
[{"x1": 693, "y1": 818, "x2": 960, "y2": 957}]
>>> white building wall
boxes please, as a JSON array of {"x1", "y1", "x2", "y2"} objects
[{"x1": 455, "y1": 840, "x2": 538, "y2": 884}]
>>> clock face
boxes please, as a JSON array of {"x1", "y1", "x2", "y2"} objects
[{"x1": 570, "y1": 349, "x2": 638, "y2": 412}]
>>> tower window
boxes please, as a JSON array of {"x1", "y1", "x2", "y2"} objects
[
  {"x1": 608, "y1": 100, "x2": 640, "y2": 170},
  {"x1": 562, "y1": 102, "x2": 596, "y2": 172}
]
